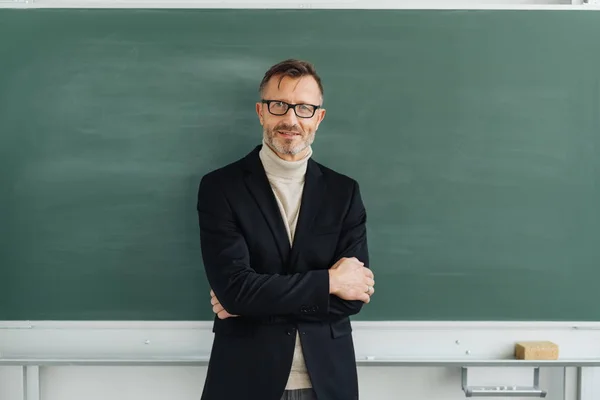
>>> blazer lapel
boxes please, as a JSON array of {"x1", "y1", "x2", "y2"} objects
[
  {"x1": 289, "y1": 158, "x2": 324, "y2": 267},
  {"x1": 243, "y1": 146, "x2": 291, "y2": 265}
]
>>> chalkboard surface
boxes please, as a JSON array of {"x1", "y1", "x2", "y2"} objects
[{"x1": 1, "y1": 9, "x2": 599, "y2": 321}]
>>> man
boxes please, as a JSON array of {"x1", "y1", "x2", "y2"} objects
[{"x1": 197, "y1": 59, "x2": 375, "y2": 400}]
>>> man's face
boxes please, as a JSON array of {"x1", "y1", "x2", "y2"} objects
[{"x1": 256, "y1": 74, "x2": 326, "y2": 161}]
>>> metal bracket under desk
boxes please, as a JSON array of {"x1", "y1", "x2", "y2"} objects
[{"x1": 461, "y1": 367, "x2": 547, "y2": 398}]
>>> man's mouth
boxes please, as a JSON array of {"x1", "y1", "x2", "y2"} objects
[{"x1": 278, "y1": 131, "x2": 300, "y2": 137}]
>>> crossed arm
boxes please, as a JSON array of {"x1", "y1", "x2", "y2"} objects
[{"x1": 197, "y1": 174, "x2": 374, "y2": 321}]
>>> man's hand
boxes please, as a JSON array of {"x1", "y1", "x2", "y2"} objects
[
  {"x1": 210, "y1": 289, "x2": 239, "y2": 319},
  {"x1": 328, "y1": 257, "x2": 375, "y2": 303}
]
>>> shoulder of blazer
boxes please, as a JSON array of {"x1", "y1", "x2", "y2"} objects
[
  {"x1": 311, "y1": 158, "x2": 359, "y2": 193},
  {"x1": 200, "y1": 145, "x2": 360, "y2": 193}
]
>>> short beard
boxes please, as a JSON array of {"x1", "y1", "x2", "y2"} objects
[{"x1": 263, "y1": 127, "x2": 314, "y2": 156}]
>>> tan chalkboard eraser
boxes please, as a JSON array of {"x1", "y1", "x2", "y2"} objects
[{"x1": 515, "y1": 341, "x2": 559, "y2": 360}]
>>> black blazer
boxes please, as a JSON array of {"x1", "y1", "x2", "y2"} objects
[{"x1": 197, "y1": 145, "x2": 369, "y2": 400}]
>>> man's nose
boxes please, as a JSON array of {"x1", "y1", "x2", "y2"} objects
[{"x1": 281, "y1": 107, "x2": 299, "y2": 125}]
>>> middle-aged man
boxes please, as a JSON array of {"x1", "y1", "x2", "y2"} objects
[{"x1": 197, "y1": 59, "x2": 375, "y2": 400}]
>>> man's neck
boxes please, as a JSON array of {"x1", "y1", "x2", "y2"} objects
[
  {"x1": 264, "y1": 141, "x2": 310, "y2": 162},
  {"x1": 259, "y1": 140, "x2": 312, "y2": 180}
]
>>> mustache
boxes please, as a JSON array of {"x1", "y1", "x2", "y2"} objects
[{"x1": 274, "y1": 123, "x2": 302, "y2": 134}]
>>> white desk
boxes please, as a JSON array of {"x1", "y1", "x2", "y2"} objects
[
  {"x1": 3, "y1": 320, "x2": 600, "y2": 400},
  {"x1": 2, "y1": 357, "x2": 599, "y2": 400}
]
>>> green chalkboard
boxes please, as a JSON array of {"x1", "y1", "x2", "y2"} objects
[{"x1": 1, "y1": 9, "x2": 599, "y2": 321}]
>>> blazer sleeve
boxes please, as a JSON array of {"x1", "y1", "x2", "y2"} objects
[
  {"x1": 326, "y1": 179, "x2": 370, "y2": 317},
  {"x1": 197, "y1": 173, "x2": 331, "y2": 318}
]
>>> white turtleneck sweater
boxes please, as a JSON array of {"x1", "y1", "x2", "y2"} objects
[{"x1": 258, "y1": 140, "x2": 313, "y2": 390}]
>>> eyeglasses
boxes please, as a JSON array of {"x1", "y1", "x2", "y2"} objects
[{"x1": 261, "y1": 100, "x2": 321, "y2": 119}]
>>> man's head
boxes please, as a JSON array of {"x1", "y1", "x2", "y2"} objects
[{"x1": 256, "y1": 59, "x2": 326, "y2": 161}]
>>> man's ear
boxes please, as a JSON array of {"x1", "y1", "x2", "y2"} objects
[
  {"x1": 315, "y1": 108, "x2": 326, "y2": 129},
  {"x1": 256, "y1": 102, "x2": 264, "y2": 125}
]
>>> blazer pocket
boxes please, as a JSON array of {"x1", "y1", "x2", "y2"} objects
[
  {"x1": 212, "y1": 317, "x2": 254, "y2": 337},
  {"x1": 330, "y1": 317, "x2": 353, "y2": 339}
]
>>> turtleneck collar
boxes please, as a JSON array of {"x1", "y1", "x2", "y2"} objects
[{"x1": 259, "y1": 139, "x2": 312, "y2": 180}]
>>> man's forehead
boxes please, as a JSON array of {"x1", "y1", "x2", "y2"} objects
[{"x1": 263, "y1": 75, "x2": 322, "y2": 101}]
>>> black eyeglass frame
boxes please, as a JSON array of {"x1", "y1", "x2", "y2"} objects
[{"x1": 261, "y1": 99, "x2": 322, "y2": 119}]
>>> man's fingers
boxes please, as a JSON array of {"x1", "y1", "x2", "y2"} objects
[
  {"x1": 363, "y1": 267, "x2": 374, "y2": 278},
  {"x1": 363, "y1": 283, "x2": 374, "y2": 296},
  {"x1": 344, "y1": 288, "x2": 372, "y2": 303},
  {"x1": 213, "y1": 302, "x2": 239, "y2": 319},
  {"x1": 212, "y1": 303, "x2": 225, "y2": 314},
  {"x1": 210, "y1": 296, "x2": 220, "y2": 306},
  {"x1": 217, "y1": 310, "x2": 239, "y2": 319},
  {"x1": 217, "y1": 310, "x2": 232, "y2": 319}
]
